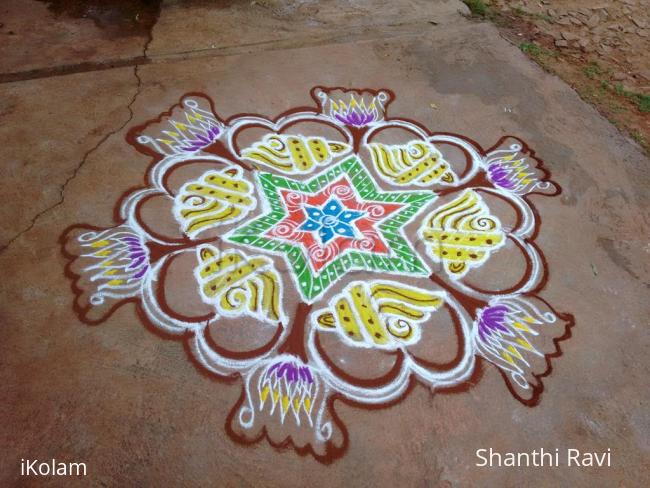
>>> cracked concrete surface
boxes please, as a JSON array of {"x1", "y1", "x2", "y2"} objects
[
  {"x1": 0, "y1": 2, "x2": 156, "y2": 251},
  {"x1": 1, "y1": 0, "x2": 649, "y2": 486},
  {"x1": 0, "y1": 65, "x2": 143, "y2": 252}
]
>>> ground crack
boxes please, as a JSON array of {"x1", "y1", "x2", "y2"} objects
[
  {"x1": 0, "y1": 65, "x2": 144, "y2": 255},
  {"x1": 0, "y1": 6, "x2": 160, "y2": 256}
]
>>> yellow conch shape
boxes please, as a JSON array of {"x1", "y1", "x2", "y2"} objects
[
  {"x1": 241, "y1": 134, "x2": 351, "y2": 173},
  {"x1": 419, "y1": 189, "x2": 505, "y2": 278},
  {"x1": 174, "y1": 166, "x2": 255, "y2": 238},
  {"x1": 314, "y1": 280, "x2": 445, "y2": 349},
  {"x1": 368, "y1": 140, "x2": 457, "y2": 186},
  {"x1": 195, "y1": 245, "x2": 285, "y2": 324}
]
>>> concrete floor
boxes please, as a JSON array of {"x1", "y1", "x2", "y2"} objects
[{"x1": 1, "y1": 0, "x2": 649, "y2": 486}]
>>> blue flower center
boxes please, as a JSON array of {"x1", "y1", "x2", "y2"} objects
[
  {"x1": 322, "y1": 215, "x2": 338, "y2": 226},
  {"x1": 298, "y1": 197, "x2": 366, "y2": 245}
]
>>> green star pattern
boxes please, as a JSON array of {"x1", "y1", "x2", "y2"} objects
[{"x1": 226, "y1": 157, "x2": 436, "y2": 302}]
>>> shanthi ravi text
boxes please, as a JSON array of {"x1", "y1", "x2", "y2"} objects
[{"x1": 476, "y1": 448, "x2": 611, "y2": 468}]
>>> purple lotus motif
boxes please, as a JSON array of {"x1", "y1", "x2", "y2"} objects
[
  {"x1": 120, "y1": 235, "x2": 150, "y2": 281},
  {"x1": 267, "y1": 359, "x2": 315, "y2": 384},
  {"x1": 182, "y1": 125, "x2": 221, "y2": 152},
  {"x1": 257, "y1": 357, "x2": 316, "y2": 425},
  {"x1": 332, "y1": 98, "x2": 378, "y2": 127},
  {"x1": 315, "y1": 88, "x2": 388, "y2": 128},
  {"x1": 61, "y1": 225, "x2": 151, "y2": 321},
  {"x1": 482, "y1": 140, "x2": 555, "y2": 196},
  {"x1": 228, "y1": 353, "x2": 336, "y2": 457},
  {"x1": 487, "y1": 162, "x2": 517, "y2": 190},
  {"x1": 476, "y1": 304, "x2": 510, "y2": 343},
  {"x1": 334, "y1": 107, "x2": 376, "y2": 126}
]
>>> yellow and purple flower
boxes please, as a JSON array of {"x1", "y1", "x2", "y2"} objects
[
  {"x1": 61, "y1": 224, "x2": 151, "y2": 322},
  {"x1": 181, "y1": 125, "x2": 221, "y2": 152},
  {"x1": 486, "y1": 161, "x2": 518, "y2": 190},
  {"x1": 258, "y1": 357, "x2": 317, "y2": 425},
  {"x1": 331, "y1": 97, "x2": 379, "y2": 126},
  {"x1": 474, "y1": 297, "x2": 560, "y2": 395},
  {"x1": 315, "y1": 88, "x2": 389, "y2": 127}
]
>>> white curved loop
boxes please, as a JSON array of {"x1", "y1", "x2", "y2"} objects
[
  {"x1": 140, "y1": 248, "x2": 291, "y2": 375},
  {"x1": 477, "y1": 186, "x2": 537, "y2": 238},
  {"x1": 429, "y1": 134, "x2": 483, "y2": 186},
  {"x1": 408, "y1": 293, "x2": 476, "y2": 387},
  {"x1": 140, "y1": 250, "x2": 206, "y2": 334},
  {"x1": 225, "y1": 112, "x2": 354, "y2": 159},
  {"x1": 305, "y1": 293, "x2": 477, "y2": 404},
  {"x1": 148, "y1": 154, "x2": 235, "y2": 191},
  {"x1": 447, "y1": 234, "x2": 545, "y2": 301},
  {"x1": 120, "y1": 188, "x2": 178, "y2": 245},
  {"x1": 360, "y1": 118, "x2": 429, "y2": 148},
  {"x1": 190, "y1": 317, "x2": 290, "y2": 378}
]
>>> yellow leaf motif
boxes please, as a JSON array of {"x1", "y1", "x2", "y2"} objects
[
  {"x1": 313, "y1": 280, "x2": 445, "y2": 349},
  {"x1": 242, "y1": 134, "x2": 351, "y2": 173},
  {"x1": 195, "y1": 245, "x2": 285, "y2": 325},
  {"x1": 368, "y1": 140, "x2": 457, "y2": 186},
  {"x1": 419, "y1": 189, "x2": 505, "y2": 278},
  {"x1": 174, "y1": 166, "x2": 256, "y2": 238}
]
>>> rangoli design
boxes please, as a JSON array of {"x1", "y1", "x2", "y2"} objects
[{"x1": 61, "y1": 87, "x2": 574, "y2": 463}]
